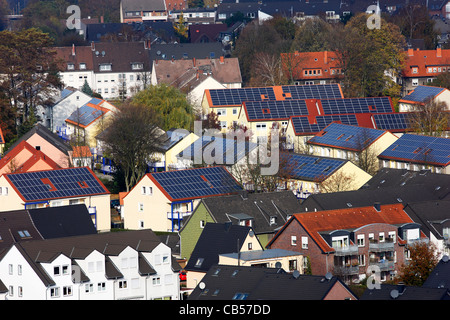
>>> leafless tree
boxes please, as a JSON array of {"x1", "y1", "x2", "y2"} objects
[{"x1": 408, "y1": 98, "x2": 449, "y2": 137}]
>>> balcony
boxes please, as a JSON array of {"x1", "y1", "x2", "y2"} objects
[
  {"x1": 369, "y1": 259, "x2": 395, "y2": 272},
  {"x1": 369, "y1": 239, "x2": 395, "y2": 252},
  {"x1": 334, "y1": 264, "x2": 360, "y2": 275},
  {"x1": 333, "y1": 244, "x2": 359, "y2": 256},
  {"x1": 167, "y1": 211, "x2": 192, "y2": 220}
]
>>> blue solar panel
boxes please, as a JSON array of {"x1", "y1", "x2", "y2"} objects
[
  {"x1": 151, "y1": 166, "x2": 243, "y2": 200},
  {"x1": 401, "y1": 86, "x2": 444, "y2": 103},
  {"x1": 6, "y1": 167, "x2": 108, "y2": 201},
  {"x1": 372, "y1": 113, "x2": 411, "y2": 131},
  {"x1": 291, "y1": 115, "x2": 359, "y2": 134},
  {"x1": 244, "y1": 100, "x2": 309, "y2": 120},
  {"x1": 379, "y1": 134, "x2": 450, "y2": 165},
  {"x1": 66, "y1": 104, "x2": 105, "y2": 127},
  {"x1": 281, "y1": 153, "x2": 346, "y2": 181},
  {"x1": 281, "y1": 84, "x2": 343, "y2": 100},
  {"x1": 321, "y1": 97, "x2": 393, "y2": 114},
  {"x1": 307, "y1": 123, "x2": 385, "y2": 151}
]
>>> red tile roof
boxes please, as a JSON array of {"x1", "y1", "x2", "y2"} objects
[
  {"x1": 281, "y1": 51, "x2": 343, "y2": 80},
  {"x1": 402, "y1": 47, "x2": 450, "y2": 78}
]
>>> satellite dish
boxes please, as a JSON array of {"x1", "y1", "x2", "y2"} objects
[
  {"x1": 95, "y1": 51, "x2": 99, "y2": 56},
  {"x1": 275, "y1": 262, "x2": 282, "y2": 269},
  {"x1": 293, "y1": 270, "x2": 300, "y2": 279},
  {"x1": 443, "y1": 255, "x2": 449, "y2": 263},
  {"x1": 249, "y1": 230, "x2": 254, "y2": 237},
  {"x1": 325, "y1": 272, "x2": 332, "y2": 281},
  {"x1": 390, "y1": 289, "x2": 399, "y2": 299},
  {"x1": 198, "y1": 282, "x2": 206, "y2": 290}
]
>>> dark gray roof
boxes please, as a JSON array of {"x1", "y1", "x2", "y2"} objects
[
  {"x1": 188, "y1": 264, "x2": 357, "y2": 300},
  {"x1": 149, "y1": 42, "x2": 225, "y2": 63},
  {"x1": 185, "y1": 223, "x2": 258, "y2": 272},
  {"x1": 300, "y1": 181, "x2": 450, "y2": 212},
  {"x1": 403, "y1": 200, "x2": 450, "y2": 241},
  {"x1": 28, "y1": 204, "x2": 97, "y2": 239},
  {"x1": 193, "y1": 191, "x2": 301, "y2": 235},
  {"x1": 423, "y1": 255, "x2": 450, "y2": 289},
  {"x1": 360, "y1": 283, "x2": 450, "y2": 300},
  {"x1": 121, "y1": 0, "x2": 166, "y2": 12},
  {"x1": 0, "y1": 209, "x2": 44, "y2": 250}
]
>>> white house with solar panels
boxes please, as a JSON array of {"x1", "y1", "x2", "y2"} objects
[
  {"x1": 378, "y1": 134, "x2": 450, "y2": 174},
  {"x1": 122, "y1": 166, "x2": 243, "y2": 232},
  {"x1": 398, "y1": 85, "x2": 450, "y2": 113},
  {"x1": 0, "y1": 167, "x2": 111, "y2": 232}
]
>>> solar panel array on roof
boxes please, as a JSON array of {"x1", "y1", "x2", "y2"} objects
[
  {"x1": 209, "y1": 87, "x2": 276, "y2": 106},
  {"x1": 291, "y1": 114, "x2": 359, "y2": 134},
  {"x1": 6, "y1": 167, "x2": 108, "y2": 201},
  {"x1": 379, "y1": 134, "x2": 450, "y2": 165},
  {"x1": 320, "y1": 97, "x2": 393, "y2": 114},
  {"x1": 372, "y1": 113, "x2": 411, "y2": 131},
  {"x1": 245, "y1": 100, "x2": 309, "y2": 120},
  {"x1": 151, "y1": 166, "x2": 242, "y2": 201},
  {"x1": 282, "y1": 153, "x2": 346, "y2": 181},
  {"x1": 66, "y1": 104, "x2": 104, "y2": 127},
  {"x1": 401, "y1": 86, "x2": 444, "y2": 103},
  {"x1": 280, "y1": 84, "x2": 343, "y2": 100},
  {"x1": 307, "y1": 123, "x2": 385, "y2": 150}
]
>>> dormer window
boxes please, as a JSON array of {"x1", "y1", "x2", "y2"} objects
[
  {"x1": 67, "y1": 63, "x2": 75, "y2": 70},
  {"x1": 99, "y1": 64, "x2": 112, "y2": 71},
  {"x1": 80, "y1": 63, "x2": 86, "y2": 70},
  {"x1": 131, "y1": 63, "x2": 143, "y2": 70}
]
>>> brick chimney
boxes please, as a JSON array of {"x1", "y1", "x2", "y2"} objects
[
  {"x1": 220, "y1": 56, "x2": 224, "y2": 64},
  {"x1": 437, "y1": 46, "x2": 442, "y2": 57},
  {"x1": 408, "y1": 47, "x2": 414, "y2": 56},
  {"x1": 324, "y1": 51, "x2": 327, "y2": 64},
  {"x1": 91, "y1": 41, "x2": 95, "y2": 51},
  {"x1": 193, "y1": 57, "x2": 196, "y2": 67},
  {"x1": 72, "y1": 43, "x2": 75, "y2": 56}
]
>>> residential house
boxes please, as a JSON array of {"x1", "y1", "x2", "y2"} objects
[
  {"x1": 174, "y1": 134, "x2": 258, "y2": 177},
  {"x1": 149, "y1": 42, "x2": 226, "y2": 64},
  {"x1": 184, "y1": 223, "x2": 263, "y2": 290},
  {"x1": 122, "y1": 166, "x2": 243, "y2": 232},
  {"x1": 55, "y1": 41, "x2": 151, "y2": 100},
  {"x1": 3, "y1": 124, "x2": 73, "y2": 168},
  {"x1": 179, "y1": 190, "x2": 300, "y2": 259},
  {"x1": 188, "y1": 264, "x2": 358, "y2": 300},
  {"x1": 360, "y1": 283, "x2": 449, "y2": 300},
  {"x1": 398, "y1": 85, "x2": 450, "y2": 112},
  {"x1": 218, "y1": 249, "x2": 304, "y2": 273},
  {"x1": 378, "y1": 134, "x2": 450, "y2": 174},
  {"x1": 401, "y1": 47, "x2": 450, "y2": 95},
  {"x1": 267, "y1": 203, "x2": 424, "y2": 283},
  {"x1": 202, "y1": 83, "x2": 344, "y2": 133},
  {"x1": 188, "y1": 24, "x2": 228, "y2": 43},
  {"x1": 120, "y1": 0, "x2": 168, "y2": 23},
  {"x1": 170, "y1": 7, "x2": 217, "y2": 25},
  {"x1": 0, "y1": 140, "x2": 60, "y2": 175},
  {"x1": 281, "y1": 50, "x2": 343, "y2": 85},
  {"x1": 37, "y1": 87, "x2": 93, "y2": 134},
  {"x1": 403, "y1": 200, "x2": 450, "y2": 257},
  {"x1": 0, "y1": 167, "x2": 111, "y2": 232},
  {"x1": 0, "y1": 229, "x2": 181, "y2": 300},
  {"x1": 65, "y1": 98, "x2": 118, "y2": 148},
  {"x1": 151, "y1": 56, "x2": 242, "y2": 111},
  {"x1": 72, "y1": 146, "x2": 93, "y2": 168},
  {"x1": 306, "y1": 122, "x2": 398, "y2": 165},
  {"x1": 280, "y1": 153, "x2": 372, "y2": 197},
  {"x1": 0, "y1": 204, "x2": 97, "y2": 251},
  {"x1": 216, "y1": 2, "x2": 261, "y2": 22}
]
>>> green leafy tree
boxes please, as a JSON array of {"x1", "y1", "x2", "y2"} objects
[
  {"x1": 81, "y1": 80, "x2": 93, "y2": 96},
  {"x1": 131, "y1": 84, "x2": 195, "y2": 131},
  {"x1": 174, "y1": 12, "x2": 188, "y2": 43},
  {"x1": 290, "y1": 17, "x2": 332, "y2": 52}
]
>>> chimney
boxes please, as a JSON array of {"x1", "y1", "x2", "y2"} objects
[
  {"x1": 72, "y1": 43, "x2": 75, "y2": 56},
  {"x1": 437, "y1": 46, "x2": 442, "y2": 57},
  {"x1": 145, "y1": 39, "x2": 151, "y2": 50},
  {"x1": 100, "y1": 15, "x2": 104, "y2": 23},
  {"x1": 193, "y1": 57, "x2": 196, "y2": 67},
  {"x1": 91, "y1": 41, "x2": 95, "y2": 51},
  {"x1": 408, "y1": 47, "x2": 414, "y2": 56},
  {"x1": 220, "y1": 56, "x2": 224, "y2": 64},
  {"x1": 324, "y1": 51, "x2": 328, "y2": 64}
]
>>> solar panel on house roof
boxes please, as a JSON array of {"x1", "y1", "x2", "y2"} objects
[
  {"x1": 401, "y1": 86, "x2": 444, "y2": 103},
  {"x1": 307, "y1": 123, "x2": 385, "y2": 151},
  {"x1": 244, "y1": 99, "x2": 309, "y2": 120},
  {"x1": 6, "y1": 167, "x2": 108, "y2": 201},
  {"x1": 379, "y1": 134, "x2": 450, "y2": 165},
  {"x1": 291, "y1": 114, "x2": 359, "y2": 134},
  {"x1": 151, "y1": 166, "x2": 242, "y2": 201},
  {"x1": 209, "y1": 87, "x2": 276, "y2": 106},
  {"x1": 281, "y1": 84, "x2": 343, "y2": 100},
  {"x1": 372, "y1": 113, "x2": 411, "y2": 131},
  {"x1": 66, "y1": 104, "x2": 105, "y2": 127},
  {"x1": 320, "y1": 97, "x2": 393, "y2": 114},
  {"x1": 281, "y1": 153, "x2": 346, "y2": 181}
]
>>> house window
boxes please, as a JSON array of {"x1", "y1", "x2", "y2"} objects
[
  {"x1": 412, "y1": 79, "x2": 418, "y2": 86},
  {"x1": 67, "y1": 63, "x2": 74, "y2": 70},
  {"x1": 152, "y1": 277, "x2": 160, "y2": 286},
  {"x1": 98, "y1": 282, "x2": 106, "y2": 291},
  {"x1": 80, "y1": 63, "x2": 86, "y2": 70},
  {"x1": 132, "y1": 63, "x2": 143, "y2": 70},
  {"x1": 412, "y1": 67, "x2": 418, "y2": 74},
  {"x1": 118, "y1": 281, "x2": 127, "y2": 289},
  {"x1": 50, "y1": 287, "x2": 60, "y2": 298},
  {"x1": 63, "y1": 286, "x2": 73, "y2": 296},
  {"x1": 99, "y1": 64, "x2": 112, "y2": 71},
  {"x1": 54, "y1": 266, "x2": 61, "y2": 276},
  {"x1": 217, "y1": 109, "x2": 226, "y2": 116},
  {"x1": 358, "y1": 254, "x2": 366, "y2": 266},
  {"x1": 301, "y1": 236, "x2": 308, "y2": 249},
  {"x1": 291, "y1": 235, "x2": 297, "y2": 246},
  {"x1": 357, "y1": 234, "x2": 365, "y2": 247},
  {"x1": 138, "y1": 203, "x2": 144, "y2": 211}
]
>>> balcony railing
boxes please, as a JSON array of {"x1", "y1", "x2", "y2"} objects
[
  {"x1": 369, "y1": 259, "x2": 395, "y2": 271},
  {"x1": 369, "y1": 239, "x2": 395, "y2": 252},
  {"x1": 334, "y1": 265, "x2": 360, "y2": 275},
  {"x1": 167, "y1": 211, "x2": 192, "y2": 220},
  {"x1": 333, "y1": 244, "x2": 359, "y2": 256}
]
